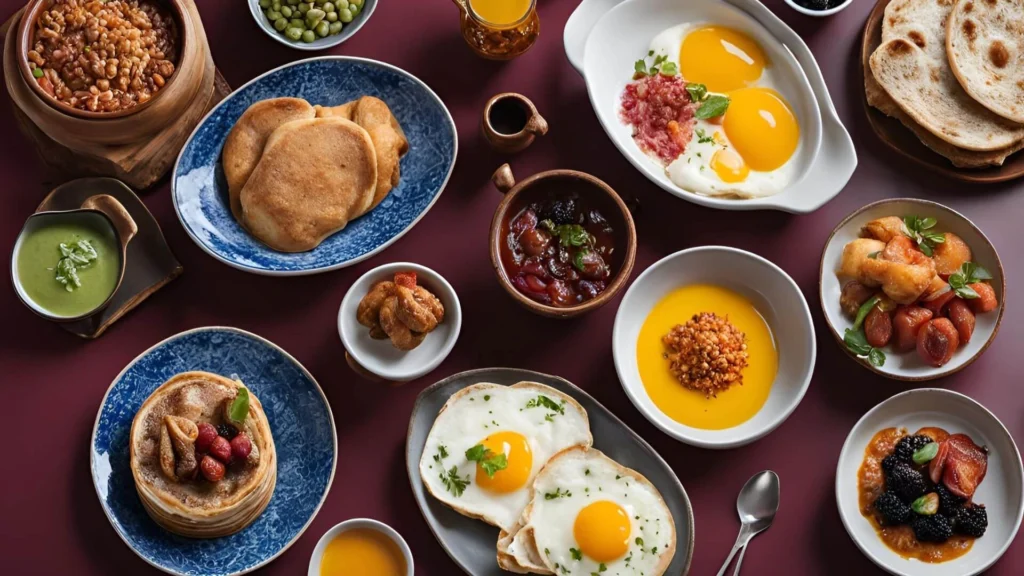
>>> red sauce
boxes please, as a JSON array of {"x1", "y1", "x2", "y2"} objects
[{"x1": 619, "y1": 74, "x2": 697, "y2": 164}]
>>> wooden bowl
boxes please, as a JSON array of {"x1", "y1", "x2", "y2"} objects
[
  {"x1": 489, "y1": 163, "x2": 637, "y2": 319},
  {"x1": 17, "y1": 0, "x2": 187, "y2": 120},
  {"x1": 861, "y1": 0, "x2": 1024, "y2": 183}
]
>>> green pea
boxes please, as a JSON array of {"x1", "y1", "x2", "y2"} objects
[
  {"x1": 32, "y1": 66, "x2": 44, "y2": 78},
  {"x1": 339, "y1": 8, "x2": 353, "y2": 22},
  {"x1": 314, "y1": 20, "x2": 329, "y2": 37},
  {"x1": 297, "y1": 3, "x2": 310, "y2": 13},
  {"x1": 337, "y1": 0, "x2": 349, "y2": 7},
  {"x1": 285, "y1": 27, "x2": 303, "y2": 40},
  {"x1": 265, "y1": 10, "x2": 281, "y2": 20},
  {"x1": 326, "y1": 11, "x2": 337, "y2": 21},
  {"x1": 280, "y1": 6, "x2": 292, "y2": 16},
  {"x1": 273, "y1": 17, "x2": 288, "y2": 30},
  {"x1": 328, "y1": 21, "x2": 343, "y2": 34},
  {"x1": 350, "y1": 0, "x2": 362, "y2": 7},
  {"x1": 306, "y1": 8, "x2": 325, "y2": 22},
  {"x1": 301, "y1": 29, "x2": 316, "y2": 42},
  {"x1": 350, "y1": 4, "x2": 360, "y2": 15},
  {"x1": 259, "y1": 0, "x2": 271, "y2": 8},
  {"x1": 271, "y1": 1, "x2": 281, "y2": 10},
  {"x1": 323, "y1": 1, "x2": 335, "y2": 12},
  {"x1": 290, "y1": 17, "x2": 305, "y2": 27},
  {"x1": 286, "y1": 0, "x2": 298, "y2": 4}
]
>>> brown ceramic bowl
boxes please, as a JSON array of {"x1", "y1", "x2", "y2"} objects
[
  {"x1": 818, "y1": 198, "x2": 1005, "y2": 381},
  {"x1": 489, "y1": 163, "x2": 637, "y2": 319},
  {"x1": 17, "y1": 0, "x2": 187, "y2": 120}
]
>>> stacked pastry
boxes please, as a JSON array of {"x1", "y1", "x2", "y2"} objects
[
  {"x1": 866, "y1": 0, "x2": 1024, "y2": 167},
  {"x1": 129, "y1": 371, "x2": 277, "y2": 538},
  {"x1": 222, "y1": 95, "x2": 409, "y2": 252}
]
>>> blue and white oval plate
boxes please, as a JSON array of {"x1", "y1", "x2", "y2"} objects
[
  {"x1": 173, "y1": 57, "x2": 457, "y2": 275},
  {"x1": 91, "y1": 327, "x2": 337, "y2": 575}
]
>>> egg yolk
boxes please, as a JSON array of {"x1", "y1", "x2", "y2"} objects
[
  {"x1": 573, "y1": 500, "x2": 631, "y2": 562},
  {"x1": 722, "y1": 87, "x2": 799, "y2": 172},
  {"x1": 679, "y1": 26, "x2": 766, "y2": 93},
  {"x1": 475, "y1": 431, "x2": 532, "y2": 493},
  {"x1": 710, "y1": 148, "x2": 750, "y2": 183}
]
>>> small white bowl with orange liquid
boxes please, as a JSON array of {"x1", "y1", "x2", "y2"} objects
[{"x1": 308, "y1": 518, "x2": 413, "y2": 576}]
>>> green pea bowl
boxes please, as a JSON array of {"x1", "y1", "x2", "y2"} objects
[{"x1": 249, "y1": 0, "x2": 376, "y2": 51}]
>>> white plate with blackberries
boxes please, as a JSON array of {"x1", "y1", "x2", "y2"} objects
[{"x1": 836, "y1": 388, "x2": 1023, "y2": 575}]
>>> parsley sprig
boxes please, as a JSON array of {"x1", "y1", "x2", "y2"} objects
[
  {"x1": 544, "y1": 487, "x2": 572, "y2": 500},
  {"x1": 465, "y1": 444, "x2": 508, "y2": 478},
  {"x1": 633, "y1": 51, "x2": 678, "y2": 78},
  {"x1": 903, "y1": 216, "x2": 945, "y2": 256},
  {"x1": 948, "y1": 262, "x2": 992, "y2": 299},
  {"x1": 440, "y1": 466, "x2": 469, "y2": 497},
  {"x1": 526, "y1": 395, "x2": 566, "y2": 418}
]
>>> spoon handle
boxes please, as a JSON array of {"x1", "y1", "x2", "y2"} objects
[
  {"x1": 732, "y1": 543, "x2": 749, "y2": 576},
  {"x1": 715, "y1": 541, "x2": 746, "y2": 576}
]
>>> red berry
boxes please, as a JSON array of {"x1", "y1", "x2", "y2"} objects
[
  {"x1": 230, "y1": 433, "x2": 252, "y2": 461},
  {"x1": 196, "y1": 423, "x2": 217, "y2": 453},
  {"x1": 200, "y1": 455, "x2": 225, "y2": 482},
  {"x1": 209, "y1": 436, "x2": 233, "y2": 463}
]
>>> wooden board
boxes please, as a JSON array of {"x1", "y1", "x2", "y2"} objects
[
  {"x1": 36, "y1": 178, "x2": 182, "y2": 338},
  {"x1": 861, "y1": 0, "x2": 1024, "y2": 183}
]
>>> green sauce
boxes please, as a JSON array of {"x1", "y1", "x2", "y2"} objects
[{"x1": 16, "y1": 216, "x2": 120, "y2": 317}]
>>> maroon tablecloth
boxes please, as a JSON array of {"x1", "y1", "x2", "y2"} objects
[{"x1": 2, "y1": 0, "x2": 1021, "y2": 574}]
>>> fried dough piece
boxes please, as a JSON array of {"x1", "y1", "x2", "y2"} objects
[
  {"x1": 240, "y1": 117, "x2": 377, "y2": 252},
  {"x1": 395, "y1": 285, "x2": 444, "y2": 333},
  {"x1": 838, "y1": 238, "x2": 887, "y2": 284},
  {"x1": 223, "y1": 98, "x2": 316, "y2": 221},
  {"x1": 357, "y1": 281, "x2": 395, "y2": 330},
  {"x1": 863, "y1": 216, "x2": 907, "y2": 242},
  {"x1": 860, "y1": 258, "x2": 936, "y2": 304},
  {"x1": 379, "y1": 296, "x2": 426, "y2": 351}
]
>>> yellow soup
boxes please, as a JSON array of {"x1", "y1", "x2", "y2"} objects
[
  {"x1": 468, "y1": 0, "x2": 531, "y2": 25},
  {"x1": 320, "y1": 528, "x2": 406, "y2": 576},
  {"x1": 636, "y1": 284, "x2": 777, "y2": 429}
]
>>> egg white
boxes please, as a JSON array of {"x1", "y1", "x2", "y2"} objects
[
  {"x1": 419, "y1": 382, "x2": 592, "y2": 532},
  {"x1": 645, "y1": 23, "x2": 800, "y2": 198}
]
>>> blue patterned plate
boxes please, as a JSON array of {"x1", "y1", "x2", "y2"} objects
[
  {"x1": 91, "y1": 327, "x2": 337, "y2": 575},
  {"x1": 172, "y1": 57, "x2": 457, "y2": 275}
]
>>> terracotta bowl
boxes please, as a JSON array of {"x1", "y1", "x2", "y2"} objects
[
  {"x1": 17, "y1": 0, "x2": 188, "y2": 120},
  {"x1": 489, "y1": 163, "x2": 637, "y2": 319}
]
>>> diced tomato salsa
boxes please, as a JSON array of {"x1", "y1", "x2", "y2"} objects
[{"x1": 619, "y1": 74, "x2": 697, "y2": 164}]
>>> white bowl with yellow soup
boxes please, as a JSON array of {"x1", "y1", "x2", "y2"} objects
[
  {"x1": 308, "y1": 518, "x2": 412, "y2": 576},
  {"x1": 612, "y1": 247, "x2": 815, "y2": 448}
]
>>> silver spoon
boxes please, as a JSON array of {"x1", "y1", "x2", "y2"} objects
[{"x1": 716, "y1": 470, "x2": 781, "y2": 576}]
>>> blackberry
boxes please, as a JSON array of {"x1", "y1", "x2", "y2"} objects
[
  {"x1": 893, "y1": 435, "x2": 933, "y2": 464},
  {"x1": 887, "y1": 461, "x2": 928, "y2": 503},
  {"x1": 216, "y1": 423, "x2": 239, "y2": 440},
  {"x1": 935, "y1": 484, "x2": 966, "y2": 515},
  {"x1": 874, "y1": 491, "x2": 912, "y2": 526},
  {"x1": 953, "y1": 505, "x2": 988, "y2": 538},
  {"x1": 540, "y1": 197, "x2": 577, "y2": 225},
  {"x1": 911, "y1": 514, "x2": 953, "y2": 543},
  {"x1": 881, "y1": 454, "x2": 900, "y2": 473}
]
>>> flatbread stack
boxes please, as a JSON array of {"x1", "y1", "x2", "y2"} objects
[
  {"x1": 866, "y1": 0, "x2": 1024, "y2": 168},
  {"x1": 222, "y1": 96, "x2": 409, "y2": 252}
]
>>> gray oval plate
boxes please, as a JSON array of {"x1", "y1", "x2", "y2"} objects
[{"x1": 405, "y1": 367, "x2": 695, "y2": 575}]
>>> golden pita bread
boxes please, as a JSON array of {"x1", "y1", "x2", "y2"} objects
[
  {"x1": 222, "y1": 98, "x2": 315, "y2": 221},
  {"x1": 239, "y1": 117, "x2": 378, "y2": 252},
  {"x1": 865, "y1": 56, "x2": 1024, "y2": 166},
  {"x1": 947, "y1": 0, "x2": 1024, "y2": 123},
  {"x1": 871, "y1": 0, "x2": 1024, "y2": 151},
  {"x1": 315, "y1": 96, "x2": 409, "y2": 213}
]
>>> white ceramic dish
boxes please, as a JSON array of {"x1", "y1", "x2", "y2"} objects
[
  {"x1": 783, "y1": 0, "x2": 853, "y2": 18},
  {"x1": 563, "y1": 0, "x2": 856, "y2": 213},
  {"x1": 835, "y1": 389, "x2": 1023, "y2": 576},
  {"x1": 307, "y1": 518, "x2": 413, "y2": 575},
  {"x1": 338, "y1": 262, "x2": 461, "y2": 382},
  {"x1": 612, "y1": 246, "x2": 815, "y2": 448},
  {"x1": 248, "y1": 0, "x2": 376, "y2": 51},
  {"x1": 819, "y1": 198, "x2": 1005, "y2": 381}
]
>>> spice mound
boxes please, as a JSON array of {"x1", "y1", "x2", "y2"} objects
[{"x1": 662, "y1": 312, "x2": 749, "y2": 397}]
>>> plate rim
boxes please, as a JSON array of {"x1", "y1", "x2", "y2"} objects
[
  {"x1": 833, "y1": 387, "x2": 1024, "y2": 576},
  {"x1": 403, "y1": 366, "x2": 696, "y2": 575},
  {"x1": 89, "y1": 325, "x2": 339, "y2": 576},
  {"x1": 816, "y1": 197, "x2": 1006, "y2": 382},
  {"x1": 171, "y1": 55, "x2": 459, "y2": 277}
]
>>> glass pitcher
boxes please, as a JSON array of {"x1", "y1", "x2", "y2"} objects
[{"x1": 452, "y1": 0, "x2": 540, "y2": 60}]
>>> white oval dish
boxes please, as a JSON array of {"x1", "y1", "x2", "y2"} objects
[
  {"x1": 338, "y1": 262, "x2": 461, "y2": 382},
  {"x1": 819, "y1": 198, "x2": 1005, "y2": 381},
  {"x1": 612, "y1": 246, "x2": 816, "y2": 448},
  {"x1": 248, "y1": 0, "x2": 377, "y2": 51},
  {"x1": 563, "y1": 0, "x2": 856, "y2": 213},
  {"x1": 307, "y1": 518, "x2": 413, "y2": 576},
  {"x1": 835, "y1": 389, "x2": 1023, "y2": 576},
  {"x1": 783, "y1": 0, "x2": 853, "y2": 18}
]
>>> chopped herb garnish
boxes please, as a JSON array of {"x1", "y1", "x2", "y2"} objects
[
  {"x1": 440, "y1": 466, "x2": 469, "y2": 497},
  {"x1": 948, "y1": 262, "x2": 993, "y2": 299},
  {"x1": 570, "y1": 547, "x2": 583, "y2": 561},
  {"x1": 685, "y1": 82, "x2": 707, "y2": 102},
  {"x1": 484, "y1": 394, "x2": 491, "y2": 401},
  {"x1": 526, "y1": 395, "x2": 566, "y2": 415},
  {"x1": 696, "y1": 128, "x2": 715, "y2": 144},
  {"x1": 465, "y1": 444, "x2": 508, "y2": 477},
  {"x1": 544, "y1": 487, "x2": 572, "y2": 500},
  {"x1": 53, "y1": 239, "x2": 98, "y2": 291}
]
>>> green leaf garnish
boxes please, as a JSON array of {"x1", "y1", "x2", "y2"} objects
[
  {"x1": 853, "y1": 295, "x2": 881, "y2": 331},
  {"x1": 573, "y1": 250, "x2": 587, "y2": 272},
  {"x1": 902, "y1": 215, "x2": 945, "y2": 256},
  {"x1": 53, "y1": 239, "x2": 98, "y2": 291},
  {"x1": 913, "y1": 442, "x2": 939, "y2": 465},
  {"x1": 544, "y1": 487, "x2": 572, "y2": 500},
  {"x1": 911, "y1": 493, "x2": 939, "y2": 515},
  {"x1": 695, "y1": 95, "x2": 730, "y2": 120},
  {"x1": 948, "y1": 262, "x2": 992, "y2": 299},
  {"x1": 440, "y1": 465, "x2": 469, "y2": 497},
  {"x1": 526, "y1": 395, "x2": 566, "y2": 415},
  {"x1": 685, "y1": 82, "x2": 707, "y2": 102},
  {"x1": 844, "y1": 327, "x2": 887, "y2": 367},
  {"x1": 696, "y1": 128, "x2": 715, "y2": 144},
  {"x1": 658, "y1": 61, "x2": 678, "y2": 76},
  {"x1": 570, "y1": 547, "x2": 583, "y2": 561},
  {"x1": 465, "y1": 444, "x2": 508, "y2": 478},
  {"x1": 633, "y1": 59, "x2": 648, "y2": 77},
  {"x1": 229, "y1": 387, "x2": 250, "y2": 424}
]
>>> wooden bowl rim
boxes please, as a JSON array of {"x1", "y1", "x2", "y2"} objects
[
  {"x1": 489, "y1": 169, "x2": 638, "y2": 319},
  {"x1": 860, "y1": 0, "x2": 1024, "y2": 184},
  {"x1": 16, "y1": 0, "x2": 190, "y2": 121},
  {"x1": 817, "y1": 197, "x2": 1007, "y2": 382}
]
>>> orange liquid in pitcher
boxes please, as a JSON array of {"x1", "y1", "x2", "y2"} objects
[{"x1": 468, "y1": 0, "x2": 531, "y2": 25}]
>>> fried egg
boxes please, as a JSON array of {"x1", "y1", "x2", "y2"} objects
[
  {"x1": 499, "y1": 447, "x2": 676, "y2": 575},
  {"x1": 419, "y1": 382, "x2": 592, "y2": 531},
  {"x1": 648, "y1": 24, "x2": 801, "y2": 198}
]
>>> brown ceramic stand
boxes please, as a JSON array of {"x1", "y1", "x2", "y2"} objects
[
  {"x1": 482, "y1": 92, "x2": 548, "y2": 153},
  {"x1": 343, "y1": 350, "x2": 405, "y2": 387},
  {"x1": 34, "y1": 178, "x2": 182, "y2": 338},
  {"x1": 1, "y1": 1, "x2": 232, "y2": 190}
]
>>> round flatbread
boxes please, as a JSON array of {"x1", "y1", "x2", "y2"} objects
[{"x1": 947, "y1": 0, "x2": 1024, "y2": 123}]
